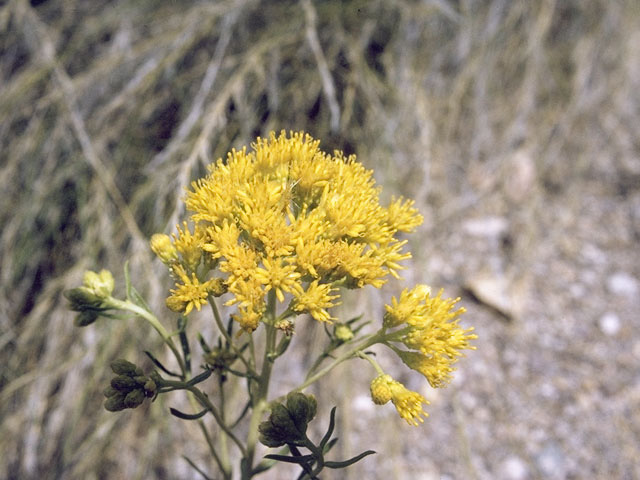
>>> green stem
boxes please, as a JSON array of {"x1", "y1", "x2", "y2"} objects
[
  {"x1": 241, "y1": 290, "x2": 278, "y2": 480},
  {"x1": 356, "y1": 351, "x2": 385, "y2": 375},
  {"x1": 208, "y1": 294, "x2": 255, "y2": 375},
  {"x1": 109, "y1": 298, "x2": 185, "y2": 373},
  {"x1": 294, "y1": 330, "x2": 386, "y2": 394}
]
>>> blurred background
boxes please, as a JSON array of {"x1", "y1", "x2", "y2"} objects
[{"x1": 1, "y1": 0, "x2": 639, "y2": 478}]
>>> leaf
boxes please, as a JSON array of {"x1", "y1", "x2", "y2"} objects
[
  {"x1": 319, "y1": 406, "x2": 337, "y2": 449},
  {"x1": 144, "y1": 350, "x2": 181, "y2": 378},
  {"x1": 130, "y1": 285, "x2": 152, "y2": 312},
  {"x1": 124, "y1": 261, "x2": 133, "y2": 301},
  {"x1": 170, "y1": 407, "x2": 209, "y2": 420},
  {"x1": 198, "y1": 333, "x2": 212, "y2": 354},
  {"x1": 182, "y1": 455, "x2": 213, "y2": 480},
  {"x1": 178, "y1": 317, "x2": 191, "y2": 372},
  {"x1": 323, "y1": 437, "x2": 338, "y2": 453},
  {"x1": 324, "y1": 450, "x2": 376, "y2": 469},
  {"x1": 263, "y1": 454, "x2": 315, "y2": 465},
  {"x1": 187, "y1": 369, "x2": 212, "y2": 386}
]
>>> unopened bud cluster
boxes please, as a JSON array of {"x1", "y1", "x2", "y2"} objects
[
  {"x1": 103, "y1": 359, "x2": 158, "y2": 412},
  {"x1": 64, "y1": 269, "x2": 115, "y2": 327},
  {"x1": 259, "y1": 392, "x2": 318, "y2": 448}
]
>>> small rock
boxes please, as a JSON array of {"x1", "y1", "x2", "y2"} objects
[
  {"x1": 465, "y1": 273, "x2": 513, "y2": 320},
  {"x1": 598, "y1": 312, "x2": 621, "y2": 336},
  {"x1": 462, "y1": 216, "x2": 509, "y2": 238},
  {"x1": 500, "y1": 455, "x2": 529, "y2": 480},
  {"x1": 606, "y1": 272, "x2": 638, "y2": 297},
  {"x1": 536, "y1": 443, "x2": 567, "y2": 479}
]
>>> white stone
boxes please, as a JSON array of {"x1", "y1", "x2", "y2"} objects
[
  {"x1": 462, "y1": 216, "x2": 509, "y2": 238},
  {"x1": 500, "y1": 455, "x2": 529, "y2": 480},
  {"x1": 598, "y1": 312, "x2": 621, "y2": 336},
  {"x1": 606, "y1": 271, "x2": 639, "y2": 297}
]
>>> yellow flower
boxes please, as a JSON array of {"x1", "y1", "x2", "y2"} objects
[
  {"x1": 383, "y1": 284, "x2": 432, "y2": 328},
  {"x1": 370, "y1": 374, "x2": 429, "y2": 426},
  {"x1": 150, "y1": 234, "x2": 178, "y2": 264},
  {"x1": 166, "y1": 265, "x2": 224, "y2": 315},
  {"x1": 155, "y1": 131, "x2": 421, "y2": 330},
  {"x1": 385, "y1": 196, "x2": 423, "y2": 233},
  {"x1": 384, "y1": 287, "x2": 476, "y2": 387},
  {"x1": 292, "y1": 280, "x2": 340, "y2": 322},
  {"x1": 172, "y1": 222, "x2": 206, "y2": 271}
]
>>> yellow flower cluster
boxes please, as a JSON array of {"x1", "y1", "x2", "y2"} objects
[
  {"x1": 151, "y1": 131, "x2": 422, "y2": 331},
  {"x1": 370, "y1": 374, "x2": 428, "y2": 426},
  {"x1": 384, "y1": 285, "x2": 476, "y2": 388}
]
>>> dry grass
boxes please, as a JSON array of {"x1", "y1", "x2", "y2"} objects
[{"x1": 2, "y1": 0, "x2": 639, "y2": 478}]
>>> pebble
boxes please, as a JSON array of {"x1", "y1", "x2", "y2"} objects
[
  {"x1": 606, "y1": 271, "x2": 638, "y2": 297},
  {"x1": 500, "y1": 455, "x2": 529, "y2": 480},
  {"x1": 598, "y1": 312, "x2": 621, "y2": 336},
  {"x1": 462, "y1": 216, "x2": 509, "y2": 238}
]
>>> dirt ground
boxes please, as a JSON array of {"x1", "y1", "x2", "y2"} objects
[{"x1": 1, "y1": 1, "x2": 639, "y2": 479}]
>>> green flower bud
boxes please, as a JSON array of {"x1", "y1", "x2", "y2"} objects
[
  {"x1": 286, "y1": 392, "x2": 317, "y2": 434},
  {"x1": 124, "y1": 389, "x2": 146, "y2": 408},
  {"x1": 74, "y1": 310, "x2": 99, "y2": 327},
  {"x1": 111, "y1": 375, "x2": 137, "y2": 392},
  {"x1": 144, "y1": 379, "x2": 157, "y2": 397},
  {"x1": 103, "y1": 385, "x2": 118, "y2": 398},
  {"x1": 258, "y1": 393, "x2": 318, "y2": 448},
  {"x1": 110, "y1": 359, "x2": 139, "y2": 376},
  {"x1": 104, "y1": 392, "x2": 127, "y2": 412},
  {"x1": 64, "y1": 287, "x2": 102, "y2": 310},
  {"x1": 334, "y1": 323, "x2": 354, "y2": 342}
]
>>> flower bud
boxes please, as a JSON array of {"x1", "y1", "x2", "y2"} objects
[
  {"x1": 74, "y1": 310, "x2": 99, "y2": 327},
  {"x1": 64, "y1": 287, "x2": 102, "y2": 310},
  {"x1": 104, "y1": 393, "x2": 127, "y2": 412},
  {"x1": 110, "y1": 359, "x2": 139, "y2": 376},
  {"x1": 124, "y1": 389, "x2": 146, "y2": 408},
  {"x1": 258, "y1": 392, "x2": 317, "y2": 448},
  {"x1": 150, "y1": 234, "x2": 178, "y2": 264},
  {"x1": 334, "y1": 323, "x2": 354, "y2": 342},
  {"x1": 370, "y1": 374, "x2": 393, "y2": 405},
  {"x1": 111, "y1": 375, "x2": 137, "y2": 392},
  {"x1": 286, "y1": 392, "x2": 317, "y2": 434},
  {"x1": 83, "y1": 270, "x2": 114, "y2": 298}
]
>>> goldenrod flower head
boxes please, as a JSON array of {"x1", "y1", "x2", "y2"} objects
[
  {"x1": 166, "y1": 265, "x2": 224, "y2": 315},
  {"x1": 291, "y1": 280, "x2": 340, "y2": 322},
  {"x1": 383, "y1": 284, "x2": 431, "y2": 328},
  {"x1": 370, "y1": 374, "x2": 429, "y2": 426},
  {"x1": 384, "y1": 287, "x2": 476, "y2": 388},
  {"x1": 155, "y1": 131, "x2": 422, "y2": 331},
  {"x1": 172, "y1": 222, "x2": 206, "y2": 271}
]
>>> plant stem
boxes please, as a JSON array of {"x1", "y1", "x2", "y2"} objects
[
  {"x1": 294, "y1": 330, "x2": 385, "y2": 394},
  {"x1": 110, "y1": 297, "x2": 186, "y2": 373},
  {"x1": 241, "y1": 290, "x2": 278, "y2": 479}
]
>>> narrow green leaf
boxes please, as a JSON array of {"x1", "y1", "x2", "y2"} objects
[
  {"x1": 263, "y1": 454, "x2": 315, "y2": 465},
  {"x1": 144, "y1": 350, "x2": 181, "y2": 378},
  {"x1": 198, "y1": 333, "x2": 212, "y2": 353},
  {"x1": 130, "y1": 286, "x2": 152, "y2": 312},
  {"x1": 178, "y1": 317, "x2": 191, "y2": 372},
  {"x1": 323, "y1": 437, "x2": 338, "y2": 453},
  {"x1": 170, "y1": 407, "x2": 209, "y2": 420},
  {"x1": 324, "y1": 450, "x2": 376, "y2": 469},
  {"x1": 124, "y1": 261, "x2": 133, "y2": 301},
  {"x1": 187, "y1": 369, "x2": 212, "y2": 386},
  {"x1": 182, "y1": 455, "x2": 213, "y2": 480},
  {"x1": 319, "y1": 406, "x2": 337, "y2": 449}
]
